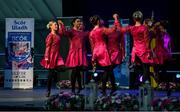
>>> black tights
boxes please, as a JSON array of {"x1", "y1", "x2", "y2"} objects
[
  {"x1": 47, "y1": 69, "x2": 57, "y2": 92},
  {"x1": 142, "y1": 63, "x2": 150, "y2": 82},
  {"x1": 159, "y1": 61, "x2": 171, "y2": 96},
  {"x1": 134, "y1": 56, "x2": 151, "y2": 83},
  {"x1": 71, "y1": 67, "x2": 82, "y2": 91},
  {"x1": 102, "y1": 66, "x2": 116, "y2": 92}
]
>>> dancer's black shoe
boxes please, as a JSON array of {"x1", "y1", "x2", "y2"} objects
[
  {"x1": 77, "y1": 87, "x2": 83, "y2": 94},
  {"x1": 46, "y1": 91, "x2": 50, "y2": 97}
]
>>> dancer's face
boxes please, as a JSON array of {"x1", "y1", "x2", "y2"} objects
[
  {"x1": 79, "y1": 22, "x2": 84, "y2": 30},
  {"x1": 73, "y1": 19, "x2": 81, "y2": 29},
  {"x1": 51, "y1": 22, "x2": 58, "y2": 31}
]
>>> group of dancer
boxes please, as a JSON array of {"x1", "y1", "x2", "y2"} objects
[{"x1": 40, "y1": 11, "x2": 172, "y2": 97}]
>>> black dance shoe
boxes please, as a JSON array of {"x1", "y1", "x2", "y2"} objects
[
  {"x1": 46, "y1": 91, "x2": 50, "y2": 97},
  {"x1": 77, "y1": 88, "x2": 83, "y2": 94},
  {"x1": 72, "y1": 89, "x2": 76, "y2": 94}
]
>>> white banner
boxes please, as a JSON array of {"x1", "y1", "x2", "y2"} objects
[{"x1": 5, "y1": 18, "x2": 34, "y2": 89}]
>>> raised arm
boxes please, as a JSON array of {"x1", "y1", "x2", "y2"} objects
[
  {"x1": 112, "y1": 14, "x2": 132, "y2": 33},
  {"x1": 102, "y1": 14, "x2": 121, "y2": 35},
  {"x1": 58, "y1": 19, "x2": 73, "y2": 38},
  {"x1": 57, "y1": 20, "x2": 66, "y2": 37}
]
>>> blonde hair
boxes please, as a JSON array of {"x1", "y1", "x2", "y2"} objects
[{"x1": 46, "y1": 21, "x2": 56, "y2": 29}]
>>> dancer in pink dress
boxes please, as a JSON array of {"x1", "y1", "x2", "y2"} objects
[
  {"x1": 116, "y1": 11, "x2": 153, "y2": 83},
  {"x1": 89, "y1": 15, "x2": 119, "y2": 95},
  {"x1": 107, "y1": 19, "x2": 125, "y2": 94},
  {"x1": 61, "y1": 18, "x2": 89, "y2": 94},
  {"x1": 41, "y1": 20, "x2": 64, "y2": 97},
  {"x1": 107, "y1": 27, "x2": 125, "y2": 65}
]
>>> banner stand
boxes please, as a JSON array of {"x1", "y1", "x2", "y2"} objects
[{"x1": 4, "y1": 18, "x2": 34, "y2": 89}]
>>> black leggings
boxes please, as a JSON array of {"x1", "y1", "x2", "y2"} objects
[
  {"x1": 47, "y1": 69, "x2": 57, "y2": 92},
  {"x1": 134, "y1": 55, "x2": 151, "y2": 83},
  {"x1": 158, "y1": 61, "x2": 171, "y2": 96},
  {"x1": 102, "y1": 66, "x2": 116, "y2": 92},
  {"x1": 71, "y1": 67, "x2": 82, "y2": 91},
  {"x1": 142, "y1": 63, "x2": 150, "y2": 82}
]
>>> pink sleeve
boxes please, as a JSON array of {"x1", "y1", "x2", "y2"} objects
[
  {"x1": 58, "y1": 23, "x2": 73, "y2": 38},
  {"x1": 103, "y1": 20, "x2": 120, "y2": 35},
  {"x1": 103, "y1": 26, "x2": 116, "y2": 35},
  {"x1": 120, "y1": 33, "x2": 125, "y2": 59},
  {"x1": 58, "y1": 23, "x2": 66, "y2": 37},
  {"x1": 117, "y1": 25, "x2": 131, "y2": 33},
  {"x1": 64, "y1": 29, "x2": 73, "y2": 38},
  {"x1": 89, "y1": 34, "x2": 94, "y2": 52},
  {"x1": 44, "y1": 35, "x2": 53, "y2": 60}
]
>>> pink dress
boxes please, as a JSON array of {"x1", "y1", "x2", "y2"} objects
[
  {"x1": 89, "y1": 27, "x2": 115, "y2": 67},
  {"x1": 118, "y1": 25, "x2": 153, "y2": 64},
  {"x1": 65, "y1": 29, "x2": 88, "y2": 68},
  {"x1": 40, "y1": 33, "x2": 64, "y2": 69},
  {"x1": 130, "y1": 25, "x2": 153, "y2": 64},
  {"x1": 154, "y1": 32, "x2": 172, "y2": 65},
  {"x1": 107, "y1": 31, "x2": 124, "y2": 65}
]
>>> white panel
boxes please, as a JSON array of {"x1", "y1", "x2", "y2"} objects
[
  {"x1": 0, "y1": 0, "x2": 63, "y2": 20},
  {"x1": 31, "y1": 0, "x2": 54, "y2": 20},
  {"x1": 15, "y1": 0, "x2": 42, "y2": 19},
  {"x1": 0, "y1": 1, "x2": 15, "y2": 18},
  {"x1": 4, "y1": 0, "x2": 26, "y2": 18},
  {"x1": 45, "y1": 0, "x2": 62, "y2": 17},
  {"x1": 0, "y1": 10, "x2": 6, "y2": 19}
]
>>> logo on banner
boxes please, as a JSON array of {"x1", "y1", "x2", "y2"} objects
[
  {"x1": 6, "y1": 32, "x2": 33, "y2": 69},
  {"x1": 8, "y1": 32, "x2": 31, "y2": 61}
]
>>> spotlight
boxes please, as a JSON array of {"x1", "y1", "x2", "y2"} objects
[
  {"x1": 139, "y1": 75, "x2": 143, "y2": 82},
  {"x1": 176, "y1": 74, "x2": 180, "y2": 78},
  {"x1": 93, "y1": 72, "x2": 98, "y2": 77}
]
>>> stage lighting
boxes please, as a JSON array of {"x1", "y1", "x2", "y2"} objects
[
  {"x1": 176, "y1": 74, "x2": 180, "y2": 78},
  {"x1": 139, "y1": 75, "x2": 143, "y2": 82},
  {"x1": 93, "y1": 72, "x2": 98, "y2": 77}
]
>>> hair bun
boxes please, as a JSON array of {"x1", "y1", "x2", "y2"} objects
[
  {"x1": 89, "y1": 15, "x2": 100, "y2": 26},
  {"x1": 46, "y1": 23, "x2": 50, "y2": 29},
  {"x1": 133, "y1": 11, "x2": 143, "y2": 20},
  {"x1": 46, "y1": 21, "x2": 55, "y2": 30}
]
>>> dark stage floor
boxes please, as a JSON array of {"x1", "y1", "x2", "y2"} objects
[{"x1": 0, "y1": 87, "x2": 179, "y2": 110}]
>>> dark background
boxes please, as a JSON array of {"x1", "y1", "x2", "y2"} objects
[
  {"x1": 62, "y1": 0, "x2": 180, "y2": 52},
  {"x1": 62, "y1": 0, "x2": 180, "y2": 86}
]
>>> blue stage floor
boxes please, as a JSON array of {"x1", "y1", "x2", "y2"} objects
[{"x1": 0, "y1": 87, "x2": 179, "y2": 110}]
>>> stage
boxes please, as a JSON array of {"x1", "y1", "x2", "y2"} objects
[{"x1": 0, "y1": 87, "x2": 180, "y2": 110}]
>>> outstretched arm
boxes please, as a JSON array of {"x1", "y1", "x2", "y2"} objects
[
  {"x1": 113, "y1": 13, "x2": 131, "y2": 33},
  {"x1": 58, "y1": 19, "x2": 73, "y2": 38},
  {"x1": 103, "y1": 14, "x2": 120, "y2": 35}
]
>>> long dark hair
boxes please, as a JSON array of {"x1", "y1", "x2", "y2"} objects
[{"x1": 71, "y1": 17, "x2": 81, "y2": 26}]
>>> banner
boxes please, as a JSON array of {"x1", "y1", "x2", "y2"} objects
[{"x1": 5, "y1": 18, "x2": 34, "y2": 89}]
